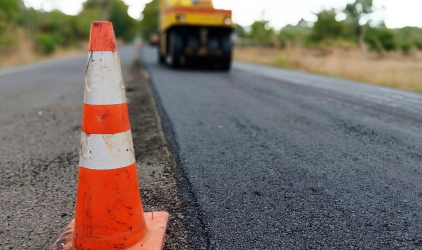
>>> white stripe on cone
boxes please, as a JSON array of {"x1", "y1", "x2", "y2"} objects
[
  {"x1": 79, "y1": 130, "x2": 135, "y2": 170},
  {"x1": 84, "y1": 51, "x2": 126, "y2": 105}
]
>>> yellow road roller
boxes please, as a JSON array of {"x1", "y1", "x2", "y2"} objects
[{"x1": 158, "y1": 0, "x2": 234, "y2": 70}]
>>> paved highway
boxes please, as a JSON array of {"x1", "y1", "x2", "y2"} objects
[{"x1": 142, "y1": 46, "x2": 422, "y2": 249}]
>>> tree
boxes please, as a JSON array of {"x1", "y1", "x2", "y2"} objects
[
  {"x1": 249, "y1": 20, "x2": 274, "y2": 46},
  {"x1": 0, "y1": 0, "x2": 25, "y2": 50},
  {"x1": 235, "y1": 24, "x2": 246, "y2": 38},
  {"x1": 83, "y1": 0, "x2": 110, "y2": 20},
  {"x1": 0, "y1": 0, "x2": 21, "y2": 35},
  {"x1": 364, "y1": 27, "x2": 398, "y2": 53},
  {"x1": 278, "y1": 19, "x2": 311, "y2": 48},
  {"x1": 310, "y1": 9, "x2": 345, "y2": 43},
  {"x1": 0, "y1": 0, "x2": 21, "y2": 21},
  {"x1": 77, "y1": 0, "x2": 136, "y2": 41},
  {"x1": 344, "y1": 0, "x2": 373, "y2": 52},
  {"x1": 140, "y1": 0, "x2": 159, "y2": 40},
  {"x1": 109, "y1": 0, "x2": 137, "y2": 41}
]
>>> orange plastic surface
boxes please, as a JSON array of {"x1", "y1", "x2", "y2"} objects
[
  {"x1": 73, "y1": 164, "x2": 148, "y2": 250},
  {"x1": 89, "y1": 21, "x2": 117, "y2": 51},
  {"x1": 127, "y1": 212, "x2": 170, "y2": 250},
  {"x1": 82, "y1": 103, "x2": 131, "y2": 135},
  {"x1": 50, "y1": 212, "x2": 169, "y2": 250}
]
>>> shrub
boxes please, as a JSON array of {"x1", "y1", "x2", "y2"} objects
[
  {"x1": 37, "y1": 33, "x2": 56, "y2": 54},
  {"x1": 400, "y1": 41, "x2": 413, "y2": 55},
  {"x1": 364, "y1": 28, "x2": 399, "y2": 52},
  {"x1": 249, "y1": 20, "x2": 275, "y2": 46},
  {"x1": 414, "y1": 38, "x2": 422, "y2": 50},
  {"x1": 309, "y1": 9, "x2": 346, "y2": 43},
  {"x1": 278, "y1": 25, "x2": 310, "y2": 48}
]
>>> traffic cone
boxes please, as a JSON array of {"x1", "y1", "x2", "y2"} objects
[{"x1": 50, "y1": 21, "x2": 169, "y2": 250}]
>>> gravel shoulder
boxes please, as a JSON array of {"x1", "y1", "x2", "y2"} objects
[{"x1": 126, "y1": 58, "x2": 189, "y2": 249}]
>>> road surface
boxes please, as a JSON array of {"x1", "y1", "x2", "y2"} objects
[
  {"x1": 1, "y1": 45, "x2": 422, "y2": 249},
  {"x1": 142, "y1": 46, "x2": 422, "y2": 249}
]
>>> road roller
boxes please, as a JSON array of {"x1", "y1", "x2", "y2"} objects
[{"x1": 158, "y1": 0, "x2": 233, "y2": 70}]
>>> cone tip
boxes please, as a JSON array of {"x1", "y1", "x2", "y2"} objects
[{"x1": 89, "y1": 21, "x2": 117, "y2": 52}]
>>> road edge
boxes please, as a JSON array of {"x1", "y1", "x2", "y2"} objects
[{"x1": 139, "y1": 48, "x2": 211, "y2": 249}]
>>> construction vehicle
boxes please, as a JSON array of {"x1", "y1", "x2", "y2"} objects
[{"x1": 158, "y1": 0, "x2": 233, "y2": 70}]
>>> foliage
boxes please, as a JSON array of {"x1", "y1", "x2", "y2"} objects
[
  {"x1": 278, "y1": 26, "x2": 297, "y2": 46},
  {"x1": 109, "y1": 0, "x2": 137, "y2": 41},
  {"x1": 235, "y1": 0, "x2": 422, "y2": 56},
  {"x1": 0, "y1": 0, "x2": 22, "y2": 46},
  {"x1": 277, "y1": 20, "x2": 311, "y2": 48},
  {"x1": 83, "y1": 0, "x2": 107, "y2": 9},
  {"x1": 2, "y1": 0, "x2": 422, "y2": 58},
  {"x1": 235, "y1": 24, "x2": 246, "y2": 38},
  {"x1": 344, "y1": 0, "x2": 373, "y2": 26},
  {"x1": 0, "y1": 0, "x2": 21, "y2": 23},
  {"x1": 309, "y1": 9, "x2": 345, "y2": 43},
  {"x1": 394, "y1": 26, "x2": 422, "y2": 52},
  {"x1": 249, "y1": 20, "x2": 275, "y2": 46},
  {"x1": 75, "y1": 8, "x2": 102, "y2": 39},
  {"x1": 0, "y1": 0, "x2": 138, "y2": 55},
  {"x1": 37, "y1": 33, "x2": 56, "y2": 54},
  {"x1": 414, "y1": 38, "x2": 422, "y2": 50},
  {"x1": 344, "y1": 0, "x2": 373, "y2": 48},
  {"x1": 37, "y1": 11, "x2": 77, "y2": 46},
  {"x1": 364, "y1": 27, "x2": 398, "y2": 52},
  {"x1": 400, "y1": 41, "x2": 413, "y2": 55},
  {"x1": 140, "y1": 0, "x2": 159, "y2": 40}
]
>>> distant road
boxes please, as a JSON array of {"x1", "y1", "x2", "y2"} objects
[{"x1": 143, "y1": 46, "x2": 422, "y2": 249}]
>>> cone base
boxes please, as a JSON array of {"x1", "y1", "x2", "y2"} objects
[{"x1": 50, "y1": 212, "x2": 169, "y2": 250}]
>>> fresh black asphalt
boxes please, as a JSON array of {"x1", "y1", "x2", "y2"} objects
[{"x1": 142, "y1": 46, "x2": 422, "y2": 249}]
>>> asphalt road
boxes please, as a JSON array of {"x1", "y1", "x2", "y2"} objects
[
  {"x1": 0, "y1": 52, "x2": 85, "y2": 249},
  {"x1": 2, "y1": 45, "x2": 422, "y2": 250},
  {"x1": 142, "y1": 46, "x2": 422, "y2": 249}
]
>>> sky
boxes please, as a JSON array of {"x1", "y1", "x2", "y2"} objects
[{"x1": 23, "y1": 0, "x2": 422, "y2": 30}]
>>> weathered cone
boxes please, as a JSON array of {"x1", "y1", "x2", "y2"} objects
[{"x1": 50, "y1": 21, "x2": 169, "y2": 250}]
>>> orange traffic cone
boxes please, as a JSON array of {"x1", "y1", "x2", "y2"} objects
[{"x1": 50, "y1": 21, "x2": 169, "y2": 250}]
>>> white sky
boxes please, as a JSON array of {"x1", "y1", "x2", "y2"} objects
[{"x1": 23, "y1": 0, "x2": 422, "y2": 29}]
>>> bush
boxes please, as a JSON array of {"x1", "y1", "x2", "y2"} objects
[
  {"x1": 365, "y1": 28, "x2": 399, "y2": 52},
  {"x1": 278, "y1": 25, "x2": 310, "y2": 48},
  {"x1": 278, "y1": 28, "x2": 296, "y2": 46},
  {"x1": 109, "y1": 0, "x2": 137, "y2": 42},
  {"x1": 414, "y1": 38, "x2": 422, "y2": 50},
  {"x1": 37, "y1": 33, "x2": 56, "y2": 54},
  {"x1": 400, "y1": 41, "x2": 413, "y2": 55},
  {"x1": 309, "y1": 9, "x2": 346, "y2": 43},
  {"x1": 249, "y1": 20, "x2": 275, "y2": 46}
]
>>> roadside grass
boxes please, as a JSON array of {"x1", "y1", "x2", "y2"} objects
[
  {"x1": 0, "y1": 30, "x2": 87, "y2": 68},
  {"x1": 234, "y1": 46, "x2": 422, "y2": 93},
  {"x1": 1, "y1": 45, "x2": 87, "y2": 69}
]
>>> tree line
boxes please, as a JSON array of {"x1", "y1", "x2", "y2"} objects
[
  {"x1": 236, "y1": 0, "x2": 422, "y2": 55},
  {"x1": 1, "y1": 0, "x2": 420, "y2": 57},
  {"x1": 0, "y1": 0, "x2": 138, "y2": 55}
]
